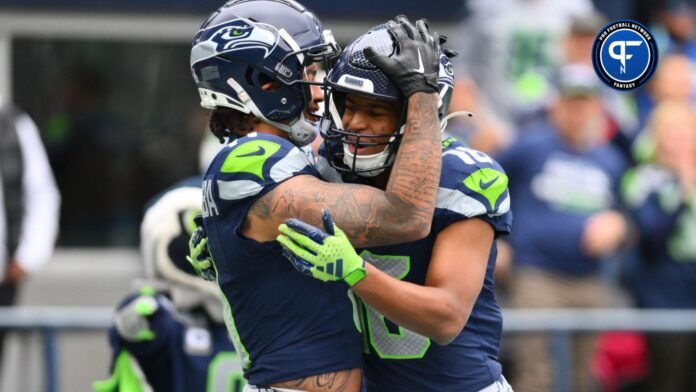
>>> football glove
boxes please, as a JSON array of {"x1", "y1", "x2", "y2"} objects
[
  {"x1": 364, "y1": 15, "x2": 441, "y2": 97},
  {"x1": 277, "y1": 209, "x2": 367, "y2": 287},
  {"x1": 186, "y1": 215, "x2": 216, "y2": 281}
]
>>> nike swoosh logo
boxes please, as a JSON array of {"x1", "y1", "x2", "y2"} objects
[
  {"x1": 413, "y1": 48, "x2": 424, "y2": 73},
  {"x1": 479, "y1": 176, "x2": 498, "y2": 190},
  {"x1": 236, "y1": 146, "x2": 266, "y2": 158}
]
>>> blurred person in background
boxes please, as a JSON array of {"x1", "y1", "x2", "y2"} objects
[
  {"x1": 443, "y1": 76, "x2": 512, "y2": 155},
  {"x1": 621, "y1": 99, "x2": 696, "y2": 392},
  {"x1": 456, "y1": 0, "x2": 595, "y2": 129},
  {"x1": 495, "y1": 64, "x2": 629, "y2": 392},
  {"x1": 654, "y1": 0, "x2": 696, "y2": 60},
  {"x1": 563, "y1": 11, "x2": 606, "y2": 67},
  {"x1": 562, "y1": 11, "x2": 640, "y2": 159},
  {"x1": 635, "y1": 53, "x2": 694, "y2": 131},
  {"x1": 94, "y1": 183, "x2": 245, "y2": 392},
  {"x1": 0, "y1": 98, "x2": 60, "y2": 360}
]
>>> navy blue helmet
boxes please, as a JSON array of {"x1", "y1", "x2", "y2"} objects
[
  {"x1": 190, "y1": 0, "x2": 339, "y2": 146},
  {"x1": 320, "y1": 23, "x2": 458, "y2": 176}
]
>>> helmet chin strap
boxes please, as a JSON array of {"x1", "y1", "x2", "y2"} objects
[
  {"x1": 227, "y1": 77, "x2": 318, "y2": 147},
  {"x1": 342, "y1": 145, "x2": 389, "y2": 177},
  {"x1": 342, "y1": 124, "x2": 406, "y2": 177}
]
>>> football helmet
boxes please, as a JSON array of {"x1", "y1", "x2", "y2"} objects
[
  {"x1": 190, "y1": 0, "x2": 339, "y2": 146},
  {"x1": 140, "y1": 184, "x2": 222, "y2": 320},
  {"x1": 320, "y1": 23, "x2": 462, "y2": 177}
]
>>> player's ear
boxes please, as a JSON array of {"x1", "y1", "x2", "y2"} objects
[{"x1": 261, "y1": 81, "x2": 282, "y2": 92}]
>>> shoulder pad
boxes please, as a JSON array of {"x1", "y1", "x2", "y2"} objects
[
  {"x1": 438, "y1": 144, "x2": 511, "y2": 218},
  {"x1": 210, "y1": 133, "x2": 316, "y2": 201},
  {"x1": 113, "y1": 295, "x2": 160, "y2": 342}
]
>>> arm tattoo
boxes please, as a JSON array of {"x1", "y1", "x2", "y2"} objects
[
  {"x1": 247, "y1": 93, "x2": 441, "y2": 246},
  {"x1": 272, "y1": 369, "x2": 353, "y2": 392},
  {"x1": 386, "y1": 92, "x2": 442, "y2": 220}
]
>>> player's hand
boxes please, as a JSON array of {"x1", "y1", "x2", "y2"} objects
[
  {"x1": 186, "y1": 215, "x2": 216, "y2": 281},
  {"x1": 2, "y1": 259, "x2": 25, "y2": 283},
  {"x1": 582, "y1": 210, "x2": 628, "y2": 258},
  {"x1": 364, "y1": 15, "x2": 441, "y2": 97},
  {"x1": 277, "y1": 209, "x2": 367, "y2": 286}
]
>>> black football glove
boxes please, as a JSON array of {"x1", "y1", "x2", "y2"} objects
[{"x1": 364, "y1": 15, "x2": 441, "y2": 97}]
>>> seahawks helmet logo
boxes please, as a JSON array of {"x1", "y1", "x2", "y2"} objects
[
  {"x1": 193, "y1": 18, "x2": 279, "y2": 63},
  {"x1": 218, "y1": 25, "x2": 253, "y2": 42}
]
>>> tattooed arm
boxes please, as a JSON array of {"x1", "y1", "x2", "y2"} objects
[{"x1": 243, "y1": 92, "x2": 442, "y2": 247}]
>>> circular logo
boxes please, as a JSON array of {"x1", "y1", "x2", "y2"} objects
[{"x1": 592, "y1": 20, "x2": 658, "y2": 90}]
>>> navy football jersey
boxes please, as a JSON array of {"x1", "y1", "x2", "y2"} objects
[
  {"x1": 202, "y1": 133, "x2": 363, "y2": 386},
  {"x1": 102, "y1": 291, "x2": 244, "y2": 392},
  {"x1": 321, "y1": 138, "x2": 513, "y2": 391}
]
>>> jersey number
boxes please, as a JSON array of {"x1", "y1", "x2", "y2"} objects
[
  {"x1": 359, "y1": 251, "x2": 431, "y2": 359},
  {"x1": 207, "y1": 352, "x2": 246, "y2": 392}
]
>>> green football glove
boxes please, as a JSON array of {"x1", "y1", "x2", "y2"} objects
[
  {"x1": 277, "y1": 209, "x2": 367, "y2": 286},
  {"x1": 186, "y1": 215, "x2": 216, "y2": 281}
]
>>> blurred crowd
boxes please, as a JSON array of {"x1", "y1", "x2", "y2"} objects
[{"x1": 450, "y1": 0, "x2": 696, "y2": 391}]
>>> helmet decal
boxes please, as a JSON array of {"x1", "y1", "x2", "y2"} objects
[
  {"x1": 192, "y1": 19, "x2": 279, "y2": 66},
  {"x1": 212, "y1": 20, "x2": 278, "y2": 58}
]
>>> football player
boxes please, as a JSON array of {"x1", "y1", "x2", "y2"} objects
[
  {"x1": 276, "y1": 23, "x2": 515, "y2": 391},
  {"x1": 94, "y1": 182, "x2": 244, "y2": 392},
  {"x1": 188, "y1": 1, "x2": 444, "y2": 391}
]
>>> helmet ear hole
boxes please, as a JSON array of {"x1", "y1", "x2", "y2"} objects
[
  {"x1": 256, "y1": 72, "x2": 282, "y2": 92},
  {"x1": 244, "y1": 67, "x2": 256, "y2": 86}
]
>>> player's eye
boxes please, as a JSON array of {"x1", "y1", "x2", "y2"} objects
[{"x1": 304, "y1": 68, "x2": 318, "y2": 81}]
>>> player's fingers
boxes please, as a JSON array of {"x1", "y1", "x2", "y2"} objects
[
  {"x1": 385, "y1": 19, "x2": 407, "y2": 45},
  {"x1": 198, "y1": 237, "x2": 207, "y2": 249},
  {"x1": 430, "y1": 32, "x2": 440, "y2": 53},
  {"x1": 321, "y1": 209, "x2": 336, "y2": 236},
  {"x1": 395, "y1": 15, "x2": 416, "y2": 39},
  {"x1": 416, "y1": 19, "x2": 430, "y2": 43},
  {"x1": 277, "y1": 235, "x2": 317, "y2": 262},
  {"x1": 443, "y1": 48, "x2": 458, "y2": 58},
  {"x1": 278, "y1": 226, "x2": 322, "y2": 253},
  {"x1": 283, "y1": 219, "x2": 330, "y2": 244}
]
